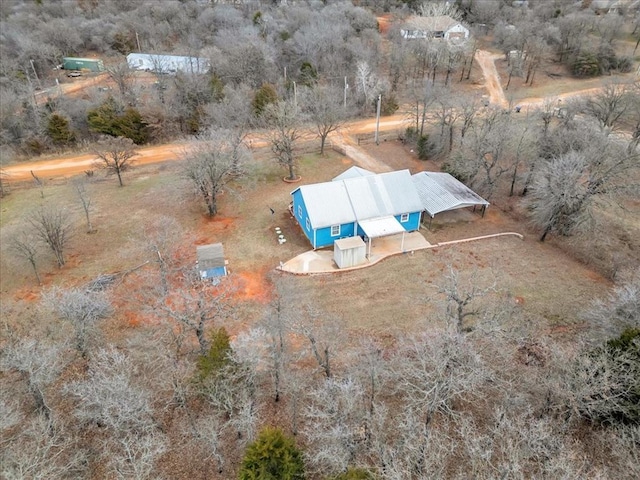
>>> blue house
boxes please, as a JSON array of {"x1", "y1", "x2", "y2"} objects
[{"x1": 291, "y1": 169, "x2": 424, "y2": 249}]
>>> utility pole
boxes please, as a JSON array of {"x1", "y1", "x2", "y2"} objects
[
  {"x1": 135, "y1": 31, "x2": 141, "y2": 52},
  {"x1": 375, "y1": 94, "x2": 381, "y2": 145},
  {"x1": 293, "y1": 81, "x2": 297, "y2": 109},
  {"x1": 30, "y1": 59, "x2": 42, "y2": 90},
  {"x1": 343, "y1": 76, "x2": 348, "y2": 109},
  {"x1": 284, "y1": 66, "x2": 287, "y2": 84}
]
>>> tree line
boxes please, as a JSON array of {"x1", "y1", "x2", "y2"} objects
[{"x1": 2, "y1": 246, "x2": 639, "y2": 478}]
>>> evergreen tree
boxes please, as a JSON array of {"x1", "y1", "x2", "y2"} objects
[
  {"x1": 87, "y1": 97, "x2": 148, "y2": 144},
  {"x1": 239, "y1": 427, "x2": 305, "y2": 480},
  {"x1": 47, "y1": 113, "x2": 75, "y2": 145},
  {"x1": 197, "y1": 327, "x2": 233, "y2": 381},
  {"x1": 252, "y1": 84, "x2": 278, "y2": 117}
]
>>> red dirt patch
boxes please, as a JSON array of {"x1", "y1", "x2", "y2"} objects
[
  {"x1": 195, "y1": 216, "x2": 237, "y2": 244},
  {"x1": 230, "y1": 268, "x2": 273, "y2": 304},
  {"x1": 377, "y1": 14, "x2": 393, "y2": 34},
  {"x1": 13, "y1": 287, "x2": 40, "y2": 302}
]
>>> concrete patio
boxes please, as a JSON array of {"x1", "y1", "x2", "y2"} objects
[{"x1": 278, "y1": 231, "x2": 432, "y2": 274}]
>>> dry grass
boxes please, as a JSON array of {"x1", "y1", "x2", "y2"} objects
[{"x1": 1, "y1": 140, "x2": 632, "y2": 341}]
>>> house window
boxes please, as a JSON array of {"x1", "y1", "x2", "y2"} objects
[
  {"x1": 306, "y1": 218, "x2": 310, "y2": 231},
  {"x1": 298, "y1": 205, "x2": 302, "y2": 218},
  {"x1": 400, "y1": 213, "x2": 409, "y2": 223},
  {"x1": 331, "y1": 225, "x2": 340, "y2": 236}
]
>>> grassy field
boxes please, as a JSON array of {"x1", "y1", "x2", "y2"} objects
[{"x1": 1, "y1": 140, "x2": 628, "y2": 343}]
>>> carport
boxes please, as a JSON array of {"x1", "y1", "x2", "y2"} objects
[
  {"x1": 359, "y1": 216, "x2": 407, "y2": 258},
  {"x1": 412, "y1": 172, "x2": 489, "y2": 228}
]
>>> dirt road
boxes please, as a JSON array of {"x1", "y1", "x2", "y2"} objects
[
  {"x1": 475, "y1": 50, "x2": 508, "y2": 108},
  {"x1": 3, "y1": 115, "x2": 410, "y2": 182},
  {"x1": 4, "y1": 144, "x2": 188, "y2": 181},
  {"x1": 4, "y1": 52, "x2": 614, "y2": 182}
]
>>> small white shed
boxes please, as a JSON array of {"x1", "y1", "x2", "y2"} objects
[{"x1": 334, "y1": 237, "x2": 366, "y2": 269}]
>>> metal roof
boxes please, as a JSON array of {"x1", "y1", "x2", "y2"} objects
[
  {"x1": 359, "y1": 216, "x2": 405, "y2": 239},
  {"x1": 126, "y1": 53, "x2": 210, "y2": 74},
  {"x1": 196, "y1": 243, "x2": 225, "y2": 269},
  {"x1": 294, "y1": 169, "x2": 423, "y2": 230},
  {"x1": 346, "y1": 170, "x2": 424, "y2": 221},
  {"x1": 404, "y1": 15, "x2": 462, "y2": 32},
  {"x1": 412, "y1": 172, "x2": 489, "y2": 218},
  {"x1": 332, "y1": 166, "x2": 374, "y2": 182},
  {"x1": 294, "y1": 181, "x2": 356, "y2": 229}
]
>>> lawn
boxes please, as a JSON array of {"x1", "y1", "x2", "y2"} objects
[{"x1": 0, "y1": 141, "x2": 623, "y2": 341}]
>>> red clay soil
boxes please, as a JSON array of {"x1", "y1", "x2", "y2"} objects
[
  {"x1": 377, "y1": 14, "x2": 393, "y2": 34},
  {"x1": 229, "y1": 267, "x2": 274, "y2": 304}
]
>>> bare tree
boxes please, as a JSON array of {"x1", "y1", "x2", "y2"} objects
[
  {"x1": 94, "y1": 136, "x2": 139, "y2": 187},
  {"x1": 66, "y1": 347, "x2": 155, "y2": 433},
  {"x1": 1, "y1": 338, "x2": 67, "y2": 421},
  {"x1": 9, "y1": 230, "x2": 42, "y2": 284},
  {"x1": 0, "y1": 415, "x2": 86, "y2": 480},
  {"x1": 355, "y1": 60, "x2": 384, "y2": 111},
  {"x1": 141, "y1": 215, "x2": 184, "y2": 297},
  {"x1": 437, "y1": 266, "x2": 496, "y2": 334},
  {"x1": 28, "y1": 205, "x2": 72, "y2": 268},
  {"x1": 583, "y1": 275, "x2": 640, "y2": 335},
  {"x1": 198, "y1": 347, "x2": 259, "y2": 443},
  {"x1": 41, "y1": 287, "x2": 112, "y2": 358},
  {"x1": 260, "y1": 298, "x2": 289, "y2": 402},
  {"x1": 527, "y1": 138, "x2": 639, "y2": 241},
  {"x1": 110, "y1": 432, "x2": 167, "y2": 480},
  {"x1": 302, "y1": 85, "x2": 347, "y2": 155},
  {"x1": 292, "y1": 305, "x2": 345, "y2": 379},
  {"x1": 263, "y1": 100, "x2": 303, "y2": 181},
  {"x1": 550, "y1": 340, "x2": 640, "y2": 426},
  {"x1": 584, "y1": 82, "x2": 631, "y2": 135},
  {"x1": 303, "y1": 377, "x2": 367, "y2": 476},
  {"x1": 183, "y1": 128, "x2": 249, "y2": 217},
  {"x1": 106, "y1": 62, "x2": 134, "y2": 99},
  {"x1": 180, "y1": 413, "x2": 226, "y2": 474},
  {"x1": 461, "y1": 109, "x2": 515, "y2": 198},
  {"x1": 624, "y1": 82, "x2": 640, "y2": 153},
  {"x1": 30, "y1": 170, "x2": 44, "y2": 198},
  {"x1": 418, "y1": 0, "x2": 462, "y2": 20},
  {"x1": 72, "y1": 178, "x2": 95, "y2": 233},
  {"x1": 153, "y1": 269, "x2": 232, "y2": 355}
]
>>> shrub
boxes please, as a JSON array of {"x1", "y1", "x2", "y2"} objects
[
  {"x1": 239, "y1": 427, "x2": 305, "y2": 480},
  {"x1": 87, "y1": 97, "x2": 148, "y2": 144},
  {"x1": 570, "y1": 328, "x2": 640, "y2": 426},
  {"x1": 197, "y1": 327, "x2": 233, "y2": 381},
  {"x1": 416, "y1": 134, "x2": 433, "y2": 160},
  {"x1": 253, "y1": 83, "x2": 278, "y2": 117},
  {"x1": 571, "y1": 52, "x2": 600, "y2": 77},
  {"x1": 328, "y1": 467, "x2": 376, "y2": 479},
  {"x1": 614, "y1": 56, "x2": 633, "y2": 73},
  {"x1": 381, "y1": 94, "x2": 398, "y2": 116}
]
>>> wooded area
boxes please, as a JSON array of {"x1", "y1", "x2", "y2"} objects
[{"x1": 1, "y1": 0, "x2": 639, "y2": 479}]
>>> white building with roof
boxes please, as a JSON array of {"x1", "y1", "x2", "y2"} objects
[
  {"x1": 401, "y1": 15, "x2": 470, "y2": 41},
  {"x1": 126, "y1": 53, "x2": 210, "y2": 74}
]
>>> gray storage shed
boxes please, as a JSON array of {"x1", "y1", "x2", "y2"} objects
[{"x1": 334, "y1": 236, "x2": 366, "y2": 269}]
